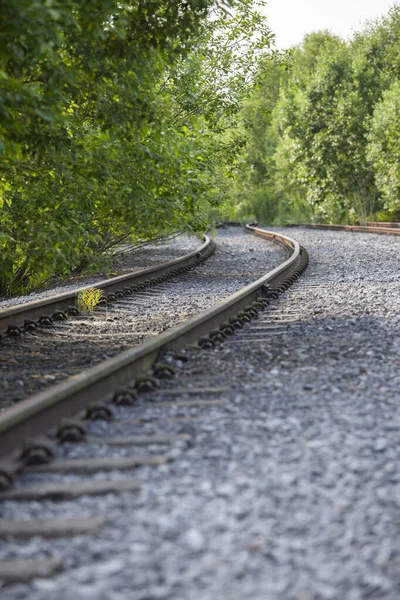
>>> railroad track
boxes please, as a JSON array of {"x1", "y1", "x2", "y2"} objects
[
  {"x1": 286, "y1": 221, "x2": 400, "y2": 236},
  {"x1": 0, "y1": 226, "x2": 308, "y2": 584},
  {"x1": 0, "y1": 228, "x2": 288, "y2": 410},
  {"x1": 0, "y1": 235, "x2": 213, "y2": 337},
  {"x1": 0, "y1": 235, "x2": 217, "y2": 411}
]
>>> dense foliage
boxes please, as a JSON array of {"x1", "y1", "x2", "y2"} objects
[
  {"x1": 0, "y1": 0, "x2": 273, "y2": 295},
  {"x1": 232, "y1": 5, "x2": 400, "y2": 224}
]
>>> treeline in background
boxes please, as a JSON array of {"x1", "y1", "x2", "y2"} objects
[
  {"x1": 230, "y1": 4, "x2": 400, "y2": 226},
  {"x1": 0, "y1": 0, "x2": 273, "y2": 296},
  {"x1": 2, "y1": 1, "x2": 400, "y2": 297}
]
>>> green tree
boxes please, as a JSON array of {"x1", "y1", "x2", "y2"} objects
[
  {"x1": 0, "y1": 0, "x2": 274, "y2": 295},
  {"x1": 367, "y1": 80, "x2": 400, "y2": 216},
  {"x1": 234, "y1": 12, "x2": 400, "y2": 225}
]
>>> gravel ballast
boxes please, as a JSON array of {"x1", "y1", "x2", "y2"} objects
[{"x1": 0, "y1": 227, "x2": 399, "y2": 599}]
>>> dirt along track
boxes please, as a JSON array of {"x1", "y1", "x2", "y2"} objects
[{"x1": 0, "y1": 226, "x2": 399, "y2": 599}]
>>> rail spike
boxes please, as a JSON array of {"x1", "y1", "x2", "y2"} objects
[
  {"x1": 84, "y1": 402, "x2": 114, "y2": 421},
  {"x1": 20, "y1": 439, "x2": 55, "y2": 467},
  {"x1": 135, "y1": 374, "x2": 160, "y2": 393},
  {"x1": 56, "y1": 419, "x2": 87, "y2": 443},
  {"x1": 153, "y1": 362, "x2": 176, "y2": 380},
  {"x1": 112, "y1": 388, "x2": 138, "y2": 406}
]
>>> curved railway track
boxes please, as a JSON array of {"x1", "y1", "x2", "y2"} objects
[
  {"x1": 0, "y1": 229, "x2": 289, "y2": 410},
  {"x1": 0, "y1": 226, "x2": 309, "y2": 585},
  {"x1": 0, "y1": 235, "x2": 213, "y2": 337},
  {"x1": 0, "y1": 227, "x2": 308, "y2": 485},
  {"x1": 0, "y1": 236, "x2": 219, "y2": 411}
]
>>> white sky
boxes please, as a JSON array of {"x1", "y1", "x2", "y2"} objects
[{"x1": 261, "y1": 0, "x2": 399, "y2": 49}]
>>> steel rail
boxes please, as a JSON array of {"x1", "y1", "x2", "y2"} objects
[
  {"x1": 0, "y1": 236, "x2": 211, "y2": 335},
  {"x1": 0, "y1": 226, "x2": 307, "y2": 476},
  {"x1": 286, "y1": 223, "x2": 400, "y2": 236},
  {"x1": 358, "y1": 222, "x2": 400, "y2": 229}
]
